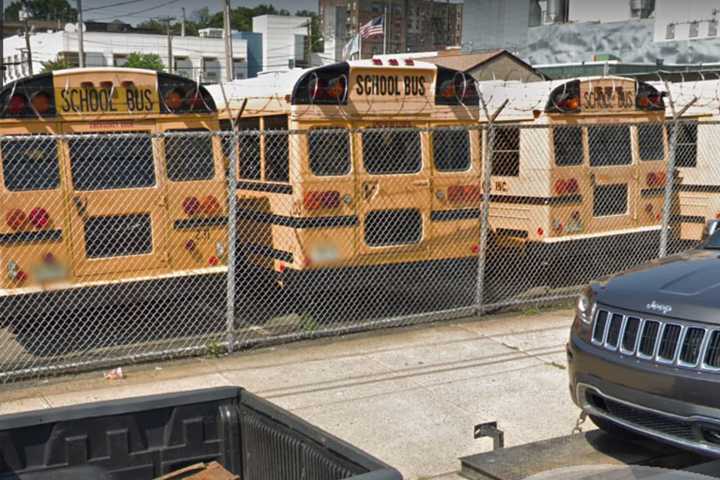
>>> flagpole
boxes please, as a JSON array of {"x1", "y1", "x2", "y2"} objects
[
  {"x1": 358, "y1": 32, "x2": 362, "y2": 60},
  {"x1": 383, "y1": 6, "x2": 388, "y2": 54}
]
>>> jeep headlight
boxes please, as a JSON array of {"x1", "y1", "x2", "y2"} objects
[{"x1": 577, "y1": 287, "x2": 596, "y2": 325}]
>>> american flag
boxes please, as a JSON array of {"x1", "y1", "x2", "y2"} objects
[{"x1": 360, "y1": 16, "x2": 384, "y2": 39}]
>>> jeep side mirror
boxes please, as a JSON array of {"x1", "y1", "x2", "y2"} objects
[{"x1": 703, "y1": 219, "x2": 720, "y2": 242}]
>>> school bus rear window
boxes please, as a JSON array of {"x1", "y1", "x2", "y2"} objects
[
  {"x1": 492, "y1": 126, "x2": 520, "y2": 177},
  {"x1": 236, "y1": 117, "x2": 261, "y2": 180},
  {"x1": 433, "y1": 129, "x2": 471, "y2": 172},
  {"x1": 165, "y1": 129, "x2": 214, "y2": 182},
  {"x1": 263, "y1": 115, "x2": 289, "y2": 182},
  {"x1": 1, "y1": 136, "x2": 59, "y2": 191},
  {"x1": 553, "y1": 126, "x2": 583, "y2": 166},
  {"x1": 667, "y1": 122, "x2": 698, "y2": 168},
  {"x1": 363, "y1": 129, "x2": 421, "y2": 174},
  {"x1": 588, "y1": 125, "x2": 631, "y2": 167},
  {"x1": 638, "y1": 124, "x2": 664, "y2": 161},
  {"x1": 70, "y1": 134, "x2": 156, "y2": 191},
  {"x1": 84, "y1": 214, "x2": 153, "y2": 259},
  {"x1": 593, "y1": 184, "x2": 628, "y2": 217},
  {"x1": 309, "y1": 128, "x2": 351, "y2": 176}
]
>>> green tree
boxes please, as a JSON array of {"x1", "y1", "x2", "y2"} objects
[
  {"x1": 40, "y1": 55, "x2": 75, "y2": 73},
  {"x1": 5, "y1": 0, "x2": 77, "y2": 22},
  {"x1": 125, "y1": 52, "x2": 165, "y2": 71},
  {"x1": 296, "y1": 10, "x2": 323, "y2": 53}
]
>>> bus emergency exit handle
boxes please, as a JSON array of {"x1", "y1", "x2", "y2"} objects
[{"x1": 413, "y1": 179, "x2": 430, "y2": 187}]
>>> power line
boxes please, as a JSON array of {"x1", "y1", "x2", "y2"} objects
[
  {"x1": 84, "y1": 0, "x2": 149, "y2": 13},
  {"x1": 89, "y1": 0, "x2": 181, "y2": 22}
]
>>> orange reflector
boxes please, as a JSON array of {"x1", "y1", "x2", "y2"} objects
[
  {"x1": 304, "y1": 191, "x2": 341, "y2": 210},
  {"x1": 29, "y1": 207, "x2": 49, "y2": 228},
  {"x1": 30, "y1": 93, "x2": 51, "y2": 114},
  {"x1": 537, "y1": 227, "x2": 544, "y2": 237},
  {"x1": 201, "y1": 195, "x2": 221, "y2": 215},
  {"x1": 208, "y1": 256, "x2": 220, "y2": 266},
  {"x1": 5, "y1": 209, "x2": 26, "y2": 230},
  {"x1": 165, "y1": 90, "x2": 183, "y2": 110}
]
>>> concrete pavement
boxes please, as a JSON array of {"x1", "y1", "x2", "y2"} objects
[{"x1": 0, "y1": 306, "x2": 580, "y2": 480}]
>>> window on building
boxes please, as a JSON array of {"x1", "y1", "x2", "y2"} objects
[
  {"x1": 174, "y1": 56, "x2": 193, "y2": 78},
  {"x1": 85, "y1": 52, "x2": 106, "y2": 67},
  {"x1": 58, "y1": 51, "x2": 80, "y2": 68},
  {"x1": 113, "y1": 54, "x2": 128, "y2": 67},
  {"x1": 689, "y1": 21, "x2": 699, "y2": 38},
  {"x1": 709, "y1": 20, "x2": 718, "y2": 37},
  {"x1": 202, "y1": 57, "x2": 221, "y2": 83},
  {"x1": 666, "y1": 23, "x2": 675, "y2": 40},
  {"x1": 232, "y1": 58, "x2": 246, "y2": 80}
]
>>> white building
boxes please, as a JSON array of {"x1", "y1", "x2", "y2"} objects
[
  {"x1": 654, "y1": 0, "x2": 719, "y2": 42},
  {"x1": 3, "y1": 26, "x2": 248, "y2": 84},
  {"x1": 252, "y1": 15, "x2": 310, "y2": 73}
]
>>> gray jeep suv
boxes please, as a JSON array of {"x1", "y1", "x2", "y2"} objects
[{"x1": 568, "y1": 220, "x2": 720, "y2": 456}]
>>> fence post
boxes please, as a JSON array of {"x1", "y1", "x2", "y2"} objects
[
  {"x1": 225, "y1": 129, "x2": 239, "y2": 353},
  {"x1": 475, "y1": 123, "x2": 494, "y2": 314},
  {"x1": 658, "y1": 83, "x2": 698, "y2": 258},
  {"x1": 476, "y1": 97, "x2": 508, "y2": 314}
]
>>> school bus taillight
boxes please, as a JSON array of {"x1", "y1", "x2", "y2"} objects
[
  {"x1": 545, "y1": 80, "x2": 581, "y2": 113},
  {"x1": 8, "y1": 95, "x2": 26, "y2": 115},
  {"x1": 308, "y1": 74, "x2": 347, "y2": 103},
  {"x1": 646, "y1": 171, "x2": 666, "y2": 187},
  {"x1": 404, "y1": 59, "x2": 415, "y2": 66},
  {"x1": 182, "y1": 196, "x2": 201, "y2": 215},
  {"x1": 304, "y1": 191, "x2": 341, "y2": 210},
  {"x1": 201, "y1": 195, "x2": 221, "y2": 215},
  {"x1": 435, "y1": 67, "x2": 478, "y2": 106},
  {"x1": 554, "y1": 178, "x2": 579, "y2": 195},
  {"x1": 448, "y1": 185, "x2": 481, "y2": 204},
  {"x1": 636, "y1": 83, "x2": 665, "y2": 111},
  {"x1": 28, "y1": 207, "x2": 50, "y2": 228},
  {"x1": 6, "y1": 209, "x2": 26, "y2": 230},
  {"x1": 388, "y1": 59, "x2": 399, "y2": 66}
]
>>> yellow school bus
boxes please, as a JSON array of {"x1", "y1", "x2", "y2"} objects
[
  {"x1": 477, "y1": 76, "x2": 669, "y2": 287},
  {"x1": 657, "y1": 80, "x2": 719, "y2": 242},
  {"x1": 0, "y1": 68, "x2": 226, "y2": 350},
  {"x1": 209, "y1": 59, "x2": 480, "y2": 317}
]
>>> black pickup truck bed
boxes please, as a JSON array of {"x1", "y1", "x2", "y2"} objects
[{"x1": 0, "y1": 386, "x2": 401, "y2": 480}]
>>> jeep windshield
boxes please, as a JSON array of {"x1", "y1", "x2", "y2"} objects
[{"x1": 705, "y1": 229, "x2": 720, "y2": 249}]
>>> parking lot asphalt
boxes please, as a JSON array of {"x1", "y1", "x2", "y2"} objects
[{"x1": 0, "y1": 306, "x2": 580, "y2": 479}]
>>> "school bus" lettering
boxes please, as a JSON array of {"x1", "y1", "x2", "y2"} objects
[
  {"x1": 354, "y1": 75, "x2": 426, "y2": 97},
  {"x1": 59, "y1": 87, "x2": 155, "y2": 114}
]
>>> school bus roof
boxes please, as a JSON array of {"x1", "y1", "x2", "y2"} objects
[
  {"x1": 50, "y1": 67, "x2": 161, "y2": 77},
  {"x1": 477, "y1": 75, "x2": 642, "y2": 122},
  {"x1": 207, "y1": 59, "x2": 441, "y2": 117}
]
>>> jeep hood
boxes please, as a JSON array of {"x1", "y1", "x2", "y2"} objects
[{"x1": 593, "y1": 249, "x2": 720, "y2": 323}]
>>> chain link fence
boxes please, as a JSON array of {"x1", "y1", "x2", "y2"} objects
[{"x1": 0, "y1": 120, "x2": 706, "y2": 382}]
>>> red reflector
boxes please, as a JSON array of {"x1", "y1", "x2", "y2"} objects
[
  {"x1": 208, "y1": 256, "x2": 220, "y2": 266},
  {"x1": 372, "y1": 58, "x2": 382, "y2": 65},
  {"x1": 28, "y1": 207, "x2": 49, "y2": 228},
  {"x1": 201, "y1": 195, "x2": 221, "y2": 215},
  {"x1": 388, "y1": 58, "x2": 399, "y2": 66},
  {"x1": 182, "y1": 197, "x2": 200, "y2": 215},
  {"x1": 278, "y1": 263, "x2": 286, "y2": 273},
  {"x1": 536, "y1": 227, "x2": 544, "y2": 237},
  {"x1": 185, "y1": 239, "x2": 197, "y2": 251},
  {"x1": 8, "y1": 95, "x2": 25, "y2": 114},
  {"x1": 304, "y1": 191, "x2": 341, "y2": 210},
  {"x1": 404, "y1": 59, "x2": 414, "y2": 66},
  {"x1": 565, "y1": 178, "x2": 579, "y2": 194},
  {"x1": 6, "y1": 209, "x2": 26, "y2": 230},
  {"x1": 656, "y1": 171, "x2": 667, "y2": 186},
  {"x1": 645, "y1": 203, "x2": 654, "y2": 214},
  {"x1": 448, "y1": 185, "x2": 481, "y2": 203},
  {"x1": 15, "y1": 270, "x2": 28, "y2": 284},
  {"x1": 471, "y1": 244, "x2": 480, "y2": 254},
  {"x1": 646, "y1": 172, "x2": 657, "y2": 187},
  {"x1": 554, "y1": 179, "x2": 567, "y2": 195},
  {"x1": 43, "y1": 252, "x2": 56, "y2": 264}
]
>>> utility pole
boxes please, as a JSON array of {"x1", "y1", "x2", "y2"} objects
[
  {"x1": 77, "y1": 0, "x2": 84, "y2": 67},
  {"x1": 158, "y1": 17, "x2": 174, "y2": 74},
  {"x1": 181, "y1": 7, "x2": 186, "y2": 37},
  {"x1": 20, "y1": 1, "x2": 31, "y2": 75},
  {"x1": 223, "y1": 0, "x2": 233, "y2": 81},
  {"x1": 1, "y1": 0, "x2": 5, "y2": 87}
]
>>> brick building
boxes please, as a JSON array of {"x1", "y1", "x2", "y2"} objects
[{"x1": 320, "y1": 0, "x2": 462, "y2": 61}]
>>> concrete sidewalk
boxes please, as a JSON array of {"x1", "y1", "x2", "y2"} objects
[{"x1": 0, "y1": 307, "x2": 580, "y2": 480}]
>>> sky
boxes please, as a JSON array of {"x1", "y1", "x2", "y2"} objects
[{"x1": 81, "y1": 0, "x2": 317, "y2": 25}]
